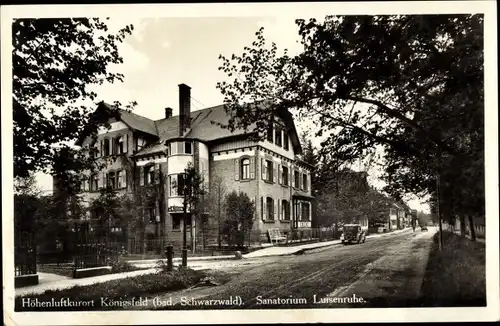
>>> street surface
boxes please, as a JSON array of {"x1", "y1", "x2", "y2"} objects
[{"x1": 136, "y1": 228, "x2": 436, "y2": 310}]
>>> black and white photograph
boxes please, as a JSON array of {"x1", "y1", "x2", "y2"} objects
[{"x1": 2, "y1": 1, "x2": 499, "y2": 325}]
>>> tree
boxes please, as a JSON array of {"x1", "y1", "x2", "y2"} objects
[
  {"x1": 205, "y1": 176, "x2": 227, "y2": 248},
  {"x1": 89, "y1": 186, "x2": 122, "y2": 238},
  {"x1": 13, "y1": 18, "x2": 136, "y2": 180},
  {"x1": 217, "y1": 15, "x2": 484, "y2": 240},
  {"x1": 177, "y1": 162, "x2": 207, "y2": 257},
  {"x1": 222, "y1": 191, "x2": 256, "y2": 247}
]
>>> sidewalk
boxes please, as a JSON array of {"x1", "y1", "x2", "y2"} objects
[{"x1": 16, "y1": 228, "x2": 412, "y2": 296}]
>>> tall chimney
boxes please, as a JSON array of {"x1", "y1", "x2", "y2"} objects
[
  {"x1": 178, "y1": 83, "x2": 191, "y2": 136},
  {"x1": 165, "y1": 107, "x2": 173, "y2": 119}
]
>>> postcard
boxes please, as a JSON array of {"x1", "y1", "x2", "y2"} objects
[{"x1": 2, "y1": 1, "x2": 499, "y2": 325}]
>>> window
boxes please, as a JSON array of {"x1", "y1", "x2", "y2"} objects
[
  {"x1": 169, "y1": 174, "x2": 185, "y2": 196},
  {"x1": 301, "y1": 202, "x2": 310, "y2": 221},
  {"x1": 91, "y1": 174, "x2": 98, "y2": 191},
  {"x1": 282, "y1": 166, "x2": 289, "y2": 186},
  {"x1": 275, "y1": 127, "x2": 282, "y2": 147},
  {"x1": 103, "y1": 138, "x2": 110, "y2": 156},
  {"x1": 172, "y1": 215, "x2": 181, "y2": 230},
  {"x1": 283, "y1": 132, "x2": 289, "y2": 150},
  {"x1": 302, "y1": 174, "x2": 308, "y2": 191},
  {"x1": 266, "y1": 123, "x2": 273, "y2": 142},
  {"x1": 241, "y1": 158, "x2": 250, "y2": 179},
  {"x1": 117, "y1": 170, "x2": 125, "y2": 188},
  {"x1": 144, "y1": 165, "x2": 155, "y2": 185},
  {"x1": 107, "y1": 171, "x2": 116, "y2": 189},
  {"x1": 184, "y1": 141, "x2": 192, "y2": 154},
  {"x1": 168, "y1": 142, "x2": 177, "y2": 155},
  {"x1": 137, "y1": 137, "x2": 146, "y2": 151},
  {"x1": 115, "y1": 136, "x2": 124, "y2": 154},
  {"x1": 265, "y1": 160, "x2": 273, "y2": 182},
  {"x1": 266, "y1": 197, "x2": 274, "y2": 220},
  {"x1": 282, "y1": 199, "x2": 290, "y2": 220},
  {"x1": 294, "y1": 171, "x2": 300, "y2": 188}
]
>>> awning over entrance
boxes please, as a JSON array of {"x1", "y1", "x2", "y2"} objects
[{"x1": 292, "y1": 191, "x2": 314, "y2": 200}]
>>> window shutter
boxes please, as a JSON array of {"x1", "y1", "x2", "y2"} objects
[
  {"x1": 250, "y1": 157, "x2": 255, "y2": 179},
  {"x1": 308, "y1": 174, "x2": 312, "y2": 193},
  {"x1": 261, "y1": 158, "x2": 266, "y2": 180},
  {"x1": 234, "y1": 159, "x2": 240, "y2": 181},
  {"x1": 274, "y1": 200, "x2": 277, "y2": 220},
  {"x1": 290, "y1": 201, "x2": 293, "y2": 221},
  {"x1": 140, "y1": 167, "x2": 145, "y2": 186},
  {"x1": 277, "y1": 199, "x2": 281, "y2": 220},
  {"x1": 273, "y1": 162, "x2": 277, "y2": 183},
  {"x1": 110, "y1": 137, "x2": 115, "y2": 155},
  {"x1": 278, "y1": 164, "x2": 282, "y2": 185},
  {"x1": 263, "y1": 197, "x2": 267, "y2": 220},
  {"x1": 99, "y1": 140, "x2": 103, "y2": 157},
  {"x1": 154, "y1": 164, "x2": 160, "y2": 184},
  {"x1": 123, "y1": 170, "x2": 127, "y2": 188},
  {"x1": 289, "y1": 165, "x2": 292, "y2": 186},
  {"x1": 292, "y1": 170, "x2": 295, "y2": 188},
  {"x1": 300, "y1": 172, "x2": 304, "y2": 189},
  {"x1": 260, "y1": 197, "x2": 264, "y2": 220}
]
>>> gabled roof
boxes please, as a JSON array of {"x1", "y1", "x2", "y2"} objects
[{"x1": 100, "y1": 102, "x2": 158, "y2": 136}]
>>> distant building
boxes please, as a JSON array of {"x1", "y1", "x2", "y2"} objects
[{"x1": 55, "y1": 84, "x2": 314, "y2": 250}]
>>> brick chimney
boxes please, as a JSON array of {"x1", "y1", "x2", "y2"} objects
[
  {"x1": 178, "y1": 83, "x2": 191, "y2": 136},
  {"x1": 165, "y1": 107, "x2": 173, "y2": 119}
]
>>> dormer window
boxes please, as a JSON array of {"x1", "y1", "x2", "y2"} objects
[
  {"x1": 275, "y1": 127, "x2": 282, "y2": 147},
  {"x1": 266, "y1": 123, "x2": 273, "y2": 142}
]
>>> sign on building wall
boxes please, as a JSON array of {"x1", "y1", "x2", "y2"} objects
[
  {"x1": 298, "y1": 221, "x2": 311, "y2": 228},
  {"x1": 168, "y1": 206, "x2": 184, "y2": 213}
]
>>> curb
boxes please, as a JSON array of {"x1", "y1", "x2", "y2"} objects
[{"x1": 128, "y1": 255, "x2": 235, "y2": 265}]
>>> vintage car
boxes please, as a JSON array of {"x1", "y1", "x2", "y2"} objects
[{"x1": 340, "y1": 224, "x2": 366, "y2": 244}]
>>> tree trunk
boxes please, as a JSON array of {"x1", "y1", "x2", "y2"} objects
[
  {"x1": 468, "y1": 215, "x2": 476, "y2": 241},
  {"x1": 459, "y1": 215, "x2": 466, "y2": 237}
]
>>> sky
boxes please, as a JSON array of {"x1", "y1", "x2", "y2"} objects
[{"x1": 29, "y1": 14, "x2": 430, "y2": 212}]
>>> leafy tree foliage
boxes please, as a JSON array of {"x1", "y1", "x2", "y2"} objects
[
  {"x1": 222, "y1": 191, "x2": 256, "y2": 246},
  {"x1": 13, "y1": 18, "x2": 135, "y2": 179},
  {"x1": 217, "y1": 15, "x2": 484, "y2": 227}
]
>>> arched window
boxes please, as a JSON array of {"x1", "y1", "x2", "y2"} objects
[
  {"x1": 115, "y1": 136, "x2": 124, "y2": 154},
  {"x1": 241, "y1": 158, "x2": 250, "y2": 179},
  {"x1": 103, "y1": 138, "x2": 110, "y2": 156}
]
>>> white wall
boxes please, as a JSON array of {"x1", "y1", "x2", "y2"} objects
[{"x1": 97, "y1": 121, "x2": 128, "y2": 135}]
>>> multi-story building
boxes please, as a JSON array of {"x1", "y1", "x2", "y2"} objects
[{"x1": 69, "y1": 83, "x2": 314, "y2": 250}]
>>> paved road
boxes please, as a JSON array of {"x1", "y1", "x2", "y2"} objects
[{"x1": 137, "y1": 228, "x2": 435, "y2": 310}]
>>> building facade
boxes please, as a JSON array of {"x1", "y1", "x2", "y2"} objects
[{"x1": 70, "y1": 84, "x2": 314, "y2": 249}]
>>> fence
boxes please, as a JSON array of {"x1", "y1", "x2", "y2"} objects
[
  {"x1": 15, "y1": 231, "x2": 37, "y2": 276},
  {"x1": 442, "y1": 222, "x2": 486, "y2": 239}
]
